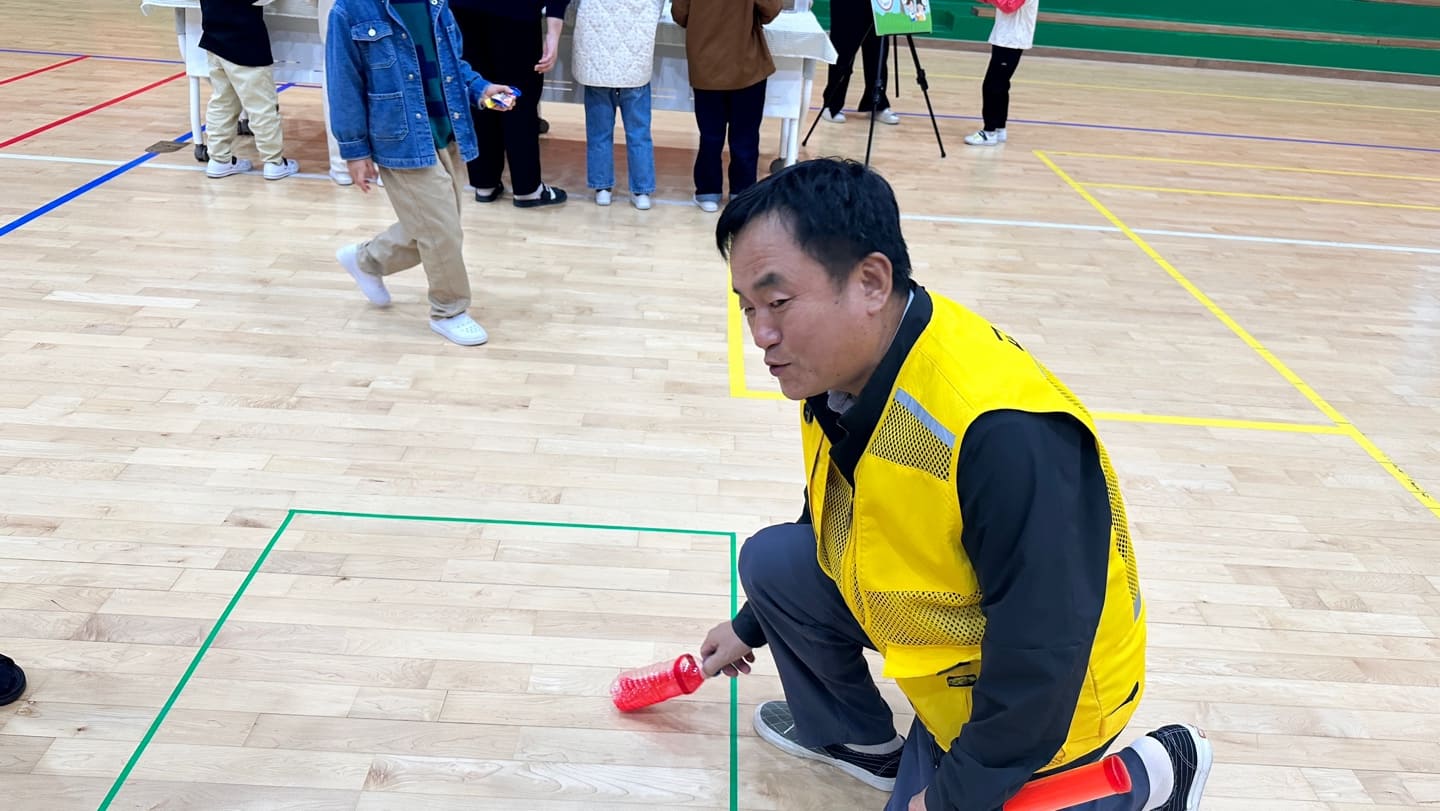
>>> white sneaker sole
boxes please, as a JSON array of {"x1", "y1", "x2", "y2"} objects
[
  {"x1": 1178, "y1": 725, "x2": 1213, "y2": 811},
  {"x1": 751, "y1": 705, "x2": 896, "y2": 792}
]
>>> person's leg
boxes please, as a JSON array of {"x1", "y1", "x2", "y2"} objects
[
  {"x1": 499, "y1": 15, "x2": 553, "y2": 202},
  {"x1": 316, "y1": 0, "x2": 350, "y2": 184},
  {"x1": 692, "y1": 88, "x2": 726, "y2": 207},
  {"x1": 583, "y1": 85, "x2": 617, "y2": 196},
  {"x1": 617, "y1": 84, "x2": 655, "y2": 197},
  {"x1": 820, "y1": 0, "x2": 866, "y2": 118},
  {"x1": 855, "y1": 29, "x2": 892, "y2": 113},
  {"x1": 203, "y1": 52, "x2": 246, "y2": 173},
  {"x1": 983, "y1": 45, "x2": 1023, "y2": 132},
  {"x1": 228, "y1": 62, "x2": 291, "y2": 172},
  {"x1": 363, "y1": 151, "x2": 471, "y2": 320},
  {"x1": 883, "y1": 718, "x2": 941, "y2": 811},
  {"x1": 453, "y1": 8, "x2": 507, "y2": 195},
  {"x1": 726, "y1": 79, "x2": 767, "y2": 197},
  {"x1": 738, "y1": 523, "x2": 897, "y2": 747}
]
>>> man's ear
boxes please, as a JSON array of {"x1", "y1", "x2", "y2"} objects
[{"x1": 855, "y1": 252, "x2": 895, "y2": 313}]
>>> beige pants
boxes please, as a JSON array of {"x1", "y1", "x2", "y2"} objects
[
  {"x1": 359, "y1": 143, "x2": 472, "y2": 320},
  {"x1": 205, "y1": 52, "x2": 284, "y2": 164},
  {"x1": 317, "y1": 0, "x2": 348, "y2": 177}
]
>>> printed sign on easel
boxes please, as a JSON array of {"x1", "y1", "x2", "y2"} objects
[{"x1": 871, "y1": 0, "x2": 933, "y2": 35}]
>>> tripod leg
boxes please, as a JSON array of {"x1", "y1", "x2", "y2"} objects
[
  {"x1": 864, "y1": 34, "x2": 889, "y2": 167},
  {"x1": 906, "y1": 34, "x2": 946, "y2": 158}
]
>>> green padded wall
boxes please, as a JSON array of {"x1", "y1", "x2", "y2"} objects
[{"x1": 807, "y1": 1, "x2": 1440, "y2": 76}]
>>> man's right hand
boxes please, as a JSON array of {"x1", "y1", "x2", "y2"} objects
[
  {"x1": 347, "y1": 158, "x2": 379, "y2": 193},
  {"x1": 700, "y1": 620, "x2": 755, "y2": 678}
]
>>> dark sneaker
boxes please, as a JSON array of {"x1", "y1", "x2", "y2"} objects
[
  {"x1": 753, "y1": 700, "x2": 900, "y2": 791},
  {"x1": 1148, "y1": 724, "x2": 1213, "y2": 810},
  {"x1": 0, "y1": 654, "x2": 27, "y2": 706}
]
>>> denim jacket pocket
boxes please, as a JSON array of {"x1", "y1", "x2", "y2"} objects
[
  {"x1": 351, "y1": 21, "x2": 398, "y2": 71},
  {"x1": 366, "y1": 91, "x2": 410, "y2": 143}
]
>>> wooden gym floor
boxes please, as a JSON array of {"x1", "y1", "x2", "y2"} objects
[{"x1": 2, "y1": 1, "x2": 1439, "y2": 808}]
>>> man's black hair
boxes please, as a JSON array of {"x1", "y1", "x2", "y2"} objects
[{"x1": 715, "y1": 158, "x2": 913, "y2": 293}]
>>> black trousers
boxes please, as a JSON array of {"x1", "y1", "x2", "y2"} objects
[
  {"x1": 821, "y1": 0, "x2": 890, "y2": 114},
  {"x1": 982, "y1": 45, "x2": 1024, "y2": 131},
  {"x1": 451, "y1": 9, "x2": 544, "y2": 195},
  {"x1": 693, "y1": 79, "x2": 767, "y2": 198}
]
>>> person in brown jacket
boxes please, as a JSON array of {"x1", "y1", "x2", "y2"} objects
[{"x1": 673, "y1": 0, "x2": 783, "y2": 212}]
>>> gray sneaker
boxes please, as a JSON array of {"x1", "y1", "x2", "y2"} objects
[{"x1": 753, "y1": 701, "x2": 901, "y2": 791}]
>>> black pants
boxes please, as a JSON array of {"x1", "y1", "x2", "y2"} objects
[
  {"x1": 693, "y1": 79, "x2": 767, "y2": 198},
  {"x1": 821, "y1": 0, "x2": 889, "y2": 114},
  {"x1": 982, "y1": 45, "x2": 1024, "y2": 131},
  {"x1": 451, "y1": 9, "x2": 544, "y2": 195}
]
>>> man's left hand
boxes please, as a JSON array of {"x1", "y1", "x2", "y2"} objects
[{"x1": 907, "y1": 789, "x2": 927, "y2": 811}]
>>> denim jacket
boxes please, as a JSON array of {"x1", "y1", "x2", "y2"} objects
[{"x1": 325, "y1": 0, "x2": 491, "y2": 169}]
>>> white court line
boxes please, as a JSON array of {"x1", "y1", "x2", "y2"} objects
[{"x1": 6, "y1": 151, "x2": 1439, "y2": 256}]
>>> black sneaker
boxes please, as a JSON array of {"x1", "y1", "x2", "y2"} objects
[
  {"x1": 0, "y1": 654, "x2": 26, "y2": 706},
  {"x1": 753, "y1": 700, "x2": 901, "y2": 791},
  {"x1": 1148, "y1": 724, "x2": 1213, "y2": 811}
]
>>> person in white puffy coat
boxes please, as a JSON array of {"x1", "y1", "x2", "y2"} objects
[
  {"x1": 570, "y1": 0, "x2": 664, "y2": 210},
  {"x1": 964, "y1": 0, "x2": 1038, "y2": 147}
]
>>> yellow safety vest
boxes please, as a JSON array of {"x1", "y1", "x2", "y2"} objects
[{"x1": 800, "y1": 291, "x2": 1146, "y2": 769}]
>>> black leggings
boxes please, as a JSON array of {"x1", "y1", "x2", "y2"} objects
[{"x1": 982, "y1": 45, "x2": 1024, "y2": 131}]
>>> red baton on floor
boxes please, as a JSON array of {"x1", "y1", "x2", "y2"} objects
[{"x1": 1004, "y1": 755, "x2": 1132, "y2": 810}]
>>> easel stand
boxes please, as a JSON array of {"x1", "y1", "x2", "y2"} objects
[{"x1": 801, "y1": 32, "x2": 946, "y2": 168}]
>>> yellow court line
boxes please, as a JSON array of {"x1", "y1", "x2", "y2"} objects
[
  {"x1": 926, "y1": 73, "x2": 1440, "y2": 115},
  {"x1": 1036, "y1": 149, "x2": 1440, "y2": 521},
  {"x1": 730, "y1": 289, "x2": 1351, "y2": 436},
  {"x1": 726, "y1": 291, "x2": 754, "y2": 400},
  {"x1": 1081, "y1": 183, "x2": 1440, "y2": 213},
  {"x1": 1048, "y1": 151, "x2": 1440, "y2": 184}
]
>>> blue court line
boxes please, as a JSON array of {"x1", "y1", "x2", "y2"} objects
[
  {"x1": 0, "y1": 139, "x2": 182, "y2": 238},
  {"x1": 0, "y1": 84, "x2": 293, "y2": 240},
  {"x1": 840, "y1": 107, "x2": 1440, "y2": 155}
]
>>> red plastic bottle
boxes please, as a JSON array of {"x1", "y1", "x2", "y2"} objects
[
  {"x1": 1004, "y1": 755, "x2": 1132, "y2": 810},
  {"x1": 610, "y1": 654, "x2": 706, "y2": 712}
]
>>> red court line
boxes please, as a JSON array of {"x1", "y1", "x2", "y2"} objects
[
  {"x1": 0, "y1": 71, "x2": 184, "y2": 150},
  {"x1": 0, "y1": 55, "x2": 89, "y2": 86}
]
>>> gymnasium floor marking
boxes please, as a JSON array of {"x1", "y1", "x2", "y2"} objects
[
  {"x1": 1080, "y1": 183, "x2": 1440, "y2": 213},
  {"x1": 0, "y1": 54, "x2": 89, "y2": 86},
  {"x1": 1037, "y1": 149, "x2": 1440, "y2": 520},
  {"x1": 1046, "y1": 151, "x2": 1440, "y2": 183},
  {"x1": 97, "y1": 509, "x2": 742, "y2": 811},
  {"x1": 0, "y1": 71, "x2": 185, "y2": 150}
]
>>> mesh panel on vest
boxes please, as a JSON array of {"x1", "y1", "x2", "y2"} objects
[
  {"x1": 818, "y1": 464, "x2": 855, "y2": 587},
  {"x1": 870, "y1": 396, "x2": 953, "y2": 480},
  {"x1": 1038, "y1": 367, "x2": 1142, "y2": 608},
  {"x1": 865, "y1": 589, "x2": 986, "y2": 648}
]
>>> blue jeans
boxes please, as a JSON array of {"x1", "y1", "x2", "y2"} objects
[{"x1": 584, "y1": 85, "x2": 655, "y2": 195}]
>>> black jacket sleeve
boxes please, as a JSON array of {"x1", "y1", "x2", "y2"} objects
[{"x1": 926, "y1": 410, "x2": 1112, "y2": 811}]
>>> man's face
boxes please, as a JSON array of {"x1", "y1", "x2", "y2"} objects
[{"x1": 729, "y1": 215, "x2": 889, "y2": 400}]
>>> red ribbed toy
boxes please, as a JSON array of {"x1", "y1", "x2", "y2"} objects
[
  {"x1": 1004, "y1": 755, "x2": 1132, "y2": 810},
  {"x1": 610, "y1": 654, "x2": 706, "y2": 712}
]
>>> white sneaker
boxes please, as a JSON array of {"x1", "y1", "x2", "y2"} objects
[
  {"x1": 206, "y1": 157, "x2": 252, "y2": 178},
  {"x1": 964, "y1": 130, "x2": 1002, "y2": 146},
  {"x1": 595, "y1": 189, "x2": 612, "y2": 206},
  {"x1": 336, "y1": 244, "x2": 390, "y2": 307},
  {"x1": 996, "y1": 128, "x2": 1008, "y2": 142},
  {"x1": 430, "y1": 313, "x2": 488, "y2": 346},
  {"x1": 695, "y1": 196, "x2": 720, "y2": 213},
  {"x1": 876, "y1": 108, "x2": 900, "y2": 125},
  {"x1": 329, "y1": 168, "x2": 354, "y2": 186},
  {"x1": 632, "y1": 194, "x2": 652, "y2": 211},
  {"x1": 821, "y1": 108, "x2": 846, "y2": 124},
  {"x1": 264, "y1": 158, "x2": 299, "y2": 180}
]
